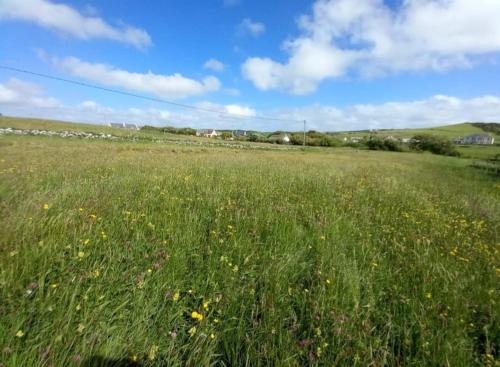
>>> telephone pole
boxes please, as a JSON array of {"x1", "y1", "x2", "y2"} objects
[{"x1": 303, "y1": 120, "x2": 306, "y2": 147}]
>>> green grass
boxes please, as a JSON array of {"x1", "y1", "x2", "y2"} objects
[{"x1": 1, "y1": 130, "x2": 499, "y2": 366}]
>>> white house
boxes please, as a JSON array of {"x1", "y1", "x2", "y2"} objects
[
  {"x1": 109, "y1": 123, "x2": 140, "y2": 130},
  {"x1": 462, "y1": 134, "x2": 495, "y2": 145},
  {"x1": 196, "y1": 129, "x2": 218, "y2": 138}
]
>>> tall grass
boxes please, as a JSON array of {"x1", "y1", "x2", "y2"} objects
[{"x1": 1, "y1": 136, "x2": 499, "y2": 366}]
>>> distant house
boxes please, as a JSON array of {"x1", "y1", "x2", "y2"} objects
[
  {"x1": 109, "y1": 123, "x2": 140, "y2": 130},
  {"x1": 196, "y1": 129, "x2": 218, "y2": 138},
  {"x1": 233, "y1": 130, "x2": 247, "y2": 137},
  {"x1": 268, "y1": 133, "x2": 290, "y2": 144},
  {"x1": 458, "y1": 134, "x2": 495, "y2": 145},
  {"x1": 401, "y1": 137, "x2": 412, "y2": 143}
]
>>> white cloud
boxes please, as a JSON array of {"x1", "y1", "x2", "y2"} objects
[
  {"x1": 242, "y1": 0, "x2": 500, "y2": 94},
  {"x1": 238, "y1": 18, "x2": 266, "y2": 37},
  {"x1": 0, "y1": 0, "x2": 152, "y2": 49},
  {"x1": 50, "y1": 55, "x2": 221, "y2": 100},
  {"x1": 203, "y1": 58, "x2": 225, "y2": 72},
  {"x1": 195, "y1": 101, "x2": 257, "y2": 118},
  {"x1": 271, "y1": 95, "x2": 500, "y2": 131},
  {"x1": 2, "y1": 79, "x2": 500, "y2": 132},
  {"x1": 0, "y1": 78, "x2": 61, "y2": 108}
]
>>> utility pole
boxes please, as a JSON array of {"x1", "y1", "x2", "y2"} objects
[{"x1": 303, "y1": 120, "x2": 306, "y2": 147}]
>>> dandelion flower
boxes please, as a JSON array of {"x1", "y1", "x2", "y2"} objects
[
  {"x1": 172, "y1": 292, "x2": 180, "y2": 301},
  {"x1": 210, "y1": 333, "x2": 216, "y2": 339},
  {"x1": 43, "y1": 204, "x2": 49, "y2": 210},
  {"x1": 326, "y1": 279, "x2": 331, "y2": 285},
  {"x1": 78, "y1": 251, "x2": 85, "y2": 258},
  {"x1": 16, "y1": 330, "x2": 24, "y2": 338},
  {"x1": 320, "y1": 235, "x2": 325, "y2": 240}
]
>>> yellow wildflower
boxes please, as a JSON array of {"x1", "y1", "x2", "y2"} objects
[
  {"x1": 43, "y1": 203, "x2": 49, "y2": 210},
  {"x1": 78, "y1": 251, "x2": 85, "y2": 258},
  {"x1": 210, "y1": 333, "x2": 216, "y2": 339},
  {"x1": 77, "y1": 324, "x2": 85, "y2": 333},
  {"x1": 191, "y1": 311, "x2": 204, "y2": 321},
  {"x1": 320, "y1": 235, "x2": 326, "y2": 240},
  {"x1": 172, "y1": 292, "x2": 180, "y2": 301},
  {"x1": 16, "y1": 330, "x2": 24, "y2": 338},
  {"x1": 326, "y1": 279, "x2": 331, "y2": 285}
]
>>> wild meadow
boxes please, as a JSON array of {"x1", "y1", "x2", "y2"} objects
[{"x1": 0, "y1": 134, "x2": 499, "y2": 366}]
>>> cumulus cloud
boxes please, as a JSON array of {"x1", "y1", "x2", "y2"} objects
[
  {"x1": 242, "y1": 0, "x2": 500, "y2": 94},
  {"x1": 203, "y1": 58, "x2": 225, "y2": 72},
  {"x1": 0, "y1": 78, "x2": 61, "y2": 108},
  {"x1": 270, "y1": 95, "x2": 500, "y2": 131},
  {"x1": 49, "y1": 55, "x2": 221, "y2": 100},
  {"x1": 238, "y1": 18, "x2": 266, "y2": 37},
  {"x1": 2, "y1": 79, "x2": 499, "y2": 132},
  {"x1": 0, "y1": 0, "x2": 152, "y2": 49}
]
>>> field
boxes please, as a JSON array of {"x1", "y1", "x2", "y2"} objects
[{"x1": 1, "y1": 123, "x2": 499, "y2": 366}]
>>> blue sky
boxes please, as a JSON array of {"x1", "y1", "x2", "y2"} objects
[{"x1": 1, "y1": 0, "x2": 500, "y2": 131}]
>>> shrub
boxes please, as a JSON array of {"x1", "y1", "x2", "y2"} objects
[
  {"x1": 366, "y1": 137, "x2": 403, "y2": 152},
  {"x1": 410, "y1": 134, "x2": 460, "y2": 156}
]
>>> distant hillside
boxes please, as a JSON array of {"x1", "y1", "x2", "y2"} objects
[{"x1": 336, "y1": 123, "x2": 500, "y2": 140}]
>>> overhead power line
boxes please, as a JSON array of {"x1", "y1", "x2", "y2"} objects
[{"x1": 0, "y1": 65, "x2": 303, "y2": 123}]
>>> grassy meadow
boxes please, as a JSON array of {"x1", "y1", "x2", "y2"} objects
[{"x1": 0, "y1": 131, "x2": 499, "y2": 366}]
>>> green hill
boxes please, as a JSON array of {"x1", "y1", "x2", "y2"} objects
[{"x1": 336, "y1": 122, "x2": 500, "y2": 140}]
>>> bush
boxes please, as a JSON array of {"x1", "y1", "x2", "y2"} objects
[
  {"x1": 410, "y1": 134, "x2": 460, "y2": 156},
  {"x1": 289, "y1": 133, "x2": 341, "y2": 147},
  {"x1": 366, "y1": 137, "x2": 403, "y2": 152}
]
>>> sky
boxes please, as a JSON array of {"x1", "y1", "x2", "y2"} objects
[{"x1": 1, "y1": 0, "x2": 500, "y2": 132}]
